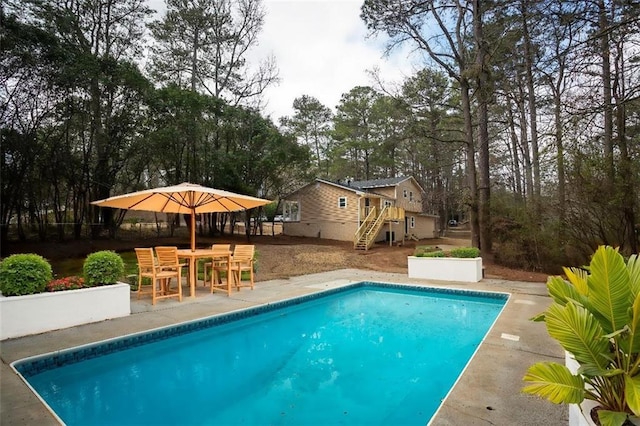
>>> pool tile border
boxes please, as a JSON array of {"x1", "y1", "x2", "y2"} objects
[{"x1": 13, "y1": 281, "x2": 508, "y2": 378}]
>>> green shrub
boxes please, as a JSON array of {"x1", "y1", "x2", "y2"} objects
[
  {"x1": 450, "y1": 247, "x2": 480, "y2": 258},
  {"x1": 418, "y1": 250, "x2": 445, "y2": 258},
  {"x1": 414, "y1": 246, "x2": 440, "y2": 256},
  {"x1": 83, "y1": 250, "x2": 125, "y2": 286},
  {"x1": 0, "y1": 253, "x2": 53, "y2": 296}
]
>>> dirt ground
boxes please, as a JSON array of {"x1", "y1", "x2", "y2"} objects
[{"x1": 4, "y1": 233, "x2": 551, "y2": 283}]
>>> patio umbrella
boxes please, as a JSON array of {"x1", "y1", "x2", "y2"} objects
[{"x1": 91, "y1": 182, "x2": 271, "y2": 251}]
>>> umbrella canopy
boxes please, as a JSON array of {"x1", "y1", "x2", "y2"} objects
[{"x1": 91, "y1": 182, "x2": 271, "y2": 250}]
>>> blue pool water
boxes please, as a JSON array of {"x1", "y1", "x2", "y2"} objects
[{"x1": 15, "y1": 283, "x2": 507, "y2": 425}]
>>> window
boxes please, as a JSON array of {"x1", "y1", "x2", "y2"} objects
[
  {"x1": 409, "y1": 191, "x2": 414, "y2": 202},
  {"x1": 338, "y1": 197, "x2": 347, "y2": 208},
  {"x1": 383, "y1": 200, "x2": 393, "y2": 207},
  {"x1": 410, "y1": 216, "x2": 415, "y2": 228},
  {"x1": 403, "y1": 189, "x2": 408, "y2": 198},
  {"x1": 283, "y1": 200, "x2": 300, "y2": 221}
]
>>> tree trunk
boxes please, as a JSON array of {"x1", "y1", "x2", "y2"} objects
[
  {"x1": 506, "y1": 97, "x2": 523, "y2": 202},
  {"x1": 521, "y1": 0, "x2": 541, "y2": 206},
  {"x1": 599, "y1": 0, "x2": 614, "y2": 182},
  {"x1": 553, "y1": 85, "x2": 566, "y2": 238},
  {"x1": 473, "y1": 0, "x2": 491, "y2": 255},
  {"x1": 517, "y1": 79, "x2": 533, "y2": 202},
  {"x1": 460, "y1": 79, "x2": 479, "y2": 249}
]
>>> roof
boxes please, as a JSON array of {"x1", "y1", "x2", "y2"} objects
[
  {"x1": 348, "y1": 177, "x2": 410, "y2": 189},
  {"x1": 349, "y1": 176, "x2": 426, "y2": 194},
  {"x1": 316, "y1": 178, "x2": 365, "y2": 194},
  {"x1": 283, "y1": 178, "x2": 366, "y2": 199},
  {"x1": 283, "y1": 176, "x2": 424, "y2": 199}
]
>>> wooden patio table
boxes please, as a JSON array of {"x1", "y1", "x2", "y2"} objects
[{"x1": 176, "y1": 249, "x2": 232, "y2": 297}]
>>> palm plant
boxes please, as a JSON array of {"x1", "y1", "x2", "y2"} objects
[{"x1": 523, "y1": 245, "x2": 640, "y2": 426}]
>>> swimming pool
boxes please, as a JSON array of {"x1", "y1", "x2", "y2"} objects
[{"x1": 13, "y1": 282, "x2": 507, "y2": 425}]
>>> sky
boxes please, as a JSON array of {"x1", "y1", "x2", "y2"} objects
[
  {"x1": 147, "y1": 0, "x2": 421, "y2": 123},
  {"x1": 251, "y1": 0, "x2": 419, "y2": 122}
]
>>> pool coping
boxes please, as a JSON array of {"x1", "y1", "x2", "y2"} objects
[{"x1": 0, "y1": 269, "x2": 567, "y2": 425}]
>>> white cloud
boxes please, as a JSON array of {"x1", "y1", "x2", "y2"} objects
[{"x1": 250, "y1": 0, "x2": 420, "y2": 121}]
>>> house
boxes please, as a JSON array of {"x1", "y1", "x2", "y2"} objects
[{"x1": 281, "y1": 177, "x2": 439, "y2": 250}]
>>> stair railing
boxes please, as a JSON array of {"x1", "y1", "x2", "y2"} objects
[
  {"x1": 360, "y1": 206, "x2": 388, "y2": 250},
  {"x1": 354, "y1": 207, "x2": 377, "y2": 249}
]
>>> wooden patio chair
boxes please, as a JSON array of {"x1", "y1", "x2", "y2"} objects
[
  {"x1": 155, "y1": 246, "x2": 188, "y2": 275},
  {"x1": 214, "y1": 244, "x2": 255, "y2": 291},
  {"x1": 135, "y1": 248, "x2": 183, "y2": 305},
  {"x1": 203, "y1": 244, "x2": 232, "y2": 286}
]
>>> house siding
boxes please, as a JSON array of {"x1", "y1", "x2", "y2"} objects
[
  {"x1": 283, "y1": 178, "x2": 439, "y2": 243},
  {"x1": 283, "y1": 182, "x2": 360, "y2": 241},
  {"x1": 392, "y1": 179, "x2": 424, "y2": 213},
  {"x1": 409, "y1": 215, "x2": 438, "y2": 239},
  {"x1": 284, "y1": 221, "x2": 358, "y2": 241}
]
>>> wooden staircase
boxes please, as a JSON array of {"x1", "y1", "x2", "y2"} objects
[{"x1": 354, "y1": 206, "x2": 405, "y2": 251}]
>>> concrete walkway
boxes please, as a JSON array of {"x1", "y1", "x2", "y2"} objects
[{"x1": 1, "y1": 269, "x2": 567, "y2": 425}]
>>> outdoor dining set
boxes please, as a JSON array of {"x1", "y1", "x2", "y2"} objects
[
  {"x1": 89, "y1": 182, "x2": 269, "y2": 306},
  {"x1": 134, "y1": 244, "x2": 256, "y2": 305}
]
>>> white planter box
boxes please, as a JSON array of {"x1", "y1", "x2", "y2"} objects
[
  {"x1": 407, "y1": 256, "x2": 483, "y2": 282},
  {"x1": 0, "y1": 283, "x2": 131, "y2": 340}
]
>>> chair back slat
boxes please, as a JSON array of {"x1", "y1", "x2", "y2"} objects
[
  {"x1": 211, "y1": 244, "x2": 231, "y2": 253},
  {"x1": 155, "y1": 246, "x2": 179, "y2": 267},
  {"x1": 232, "y1": 245, "x2": 254, "y2": 262},
  {"x1": 135, "y1": 248, "x2": 156, "y2": 272}
]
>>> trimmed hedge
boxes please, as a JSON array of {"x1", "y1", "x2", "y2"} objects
[
  {"x1": 449, "y1": 247, "x2": 481, "y2": 258},
  {"x1": 83, "y1": 250, "x2": 125, "y2": 286},
  {"x1": 417, "y1": 250, "x2": 445, "y2": 258},
  {"x1": 413, "y1": 246, "x2": 480, "y2": 258},
  {"x1": 0, "y1": 254, "x2": 53, "y2": 296}
]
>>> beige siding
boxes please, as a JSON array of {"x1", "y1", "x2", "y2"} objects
[
  {"x1": 373, "y1": 220, "x2": 405, "y2": 243},
  {"x1": 284, "y1": 182, "x2": 360, "y2": 240},
  {"x1": 393, "y1": 180, "x2": 424, "y2": 213},
  {"x1": 284, "y1": 178, "x2": 436, "y2": 242},
  {"x1": 370, "y1": 215, "x2": 437, "y2": 242},
  {"x1": 374, "y1": 187, "x2": 396, "y2": 200},
  {"x1": 404, "y1": 214, "x2": 438, "y2": 239},
  {"x1": 290, "y1": 182, "x2": 359, "y2": 222},
  {"x1": 283, "y1": 221, "x2": 358, "y2": 241}
]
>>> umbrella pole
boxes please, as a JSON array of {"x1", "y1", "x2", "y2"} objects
[{"x1": 191, "y1": 210, "x2": 196, "y2": 251}]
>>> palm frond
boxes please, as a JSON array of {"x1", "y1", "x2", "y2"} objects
[
  {"x1": 564, "y1": 266, "x2": 589, "y2": 295},
  {"x1": 522, "y1": 362, "x2": 584, "y2": 404},
  {"x1": 597, "y1": 409, "x2": 631, "y2": 426},
  {"x1": 625, "y1": 374, "x2": 640, "y2": 416},
  {"x1": 622, "y1": 294, "x2": 640, "y2": 356},
  {"x1": 628, "y1": 255, "x2": 640, "y2": 299},
  {"x1": 545, "y1": 302, "x2": 609, "y2": 372},
  {"x1": 588, "y1": 246, "x2": 631, "y2": 334},
  {"x1": 548, "y1": 275, "x2": 586, "y2": 306}
]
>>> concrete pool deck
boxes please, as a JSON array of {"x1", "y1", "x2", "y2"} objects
[{"x1": 1, "y1": 269, "x2": 567, "y2": 425}]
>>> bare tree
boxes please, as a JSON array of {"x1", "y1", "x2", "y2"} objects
[{"x1": 148, "y1": 0, "x2": 278, "y2": 106}]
